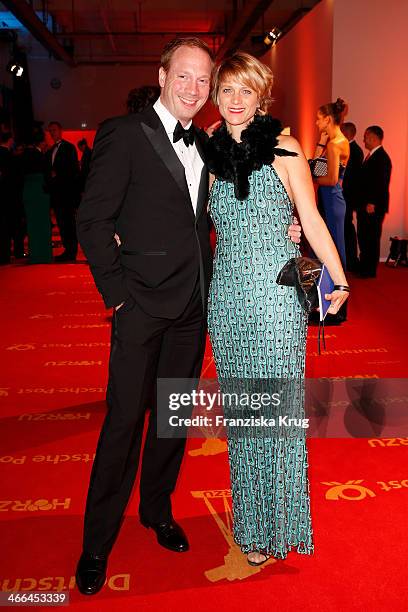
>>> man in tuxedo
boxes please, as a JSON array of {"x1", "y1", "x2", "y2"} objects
[
  {"x1": 340, "y1": 122, "x2": 364, "y2": 272},
  {"x1": 46, "y1": 122, "x2": 80, "y2": 261},
  {"x1": 75, "y1": 37, "x2": 301, "y2": 595},
  {"x1": 357, "y1": 125, "x2": 392, "y2": 277},
  {"x1": 0, "y1": 132, "x2": 25, "y2": 263},
  {"x1": 0, "y1": 132, "x2": 15, "y2": 264}
]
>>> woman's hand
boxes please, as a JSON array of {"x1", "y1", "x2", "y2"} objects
[
  {"x1": 114, "y1": 233, "x2": 121, "y2": 246},
  {"x1": 287, "y1": 216, "x2": 301, "y2": 243},
  {"x1": 319, "y1": 131, "x2": 329, "y2": 145},
  {"x1": 325, "y1": 289, "x2": 349, "y2": 314},
  {"x1": 205, "y1": 120, "x2": 222, "y2": 136}
]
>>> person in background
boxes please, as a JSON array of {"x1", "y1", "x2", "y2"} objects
[
  {"x1": 126, "y1": 85, "x2": 160, "y2": 114},
  {"x1": 21, "y1": 129, "x2": 52, "y2": 263},
  {"x1": 77, "y1": 138, "x2": 92, "y2": 195},
  {"x1": 45, "y1": 121, "x2": 80, "y2": 262},
  {"x1": 0, "y1": 132, "x2": 25, "y2": 263},
  {"x1": 357, "y1": 125, "x2": 392, "y2": 278},
  {"x1": 340, "y1": 122, "x2": 364, "y2": 272},
  {"x1": 313, "y1": 98, "x2": 349, "y2": 324}
]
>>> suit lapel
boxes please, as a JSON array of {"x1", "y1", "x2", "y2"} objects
[
  {"x1": 194, "y1": 127, "x2": 209, "y2": 219},
  {"x1": 141, "y1": 107, "x2": 192, "y2": 212}
]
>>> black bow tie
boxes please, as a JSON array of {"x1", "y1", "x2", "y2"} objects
[{"x1": 173, "y1": 121, "x2": 194, "y2": 147}]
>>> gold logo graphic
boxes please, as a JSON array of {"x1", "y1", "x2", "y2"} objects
[
  {"x1": 368, "y1": 438, "x2": 408, "y2": 447},
  {"x1": 6, "y1": 344, "x2": 36, "y2": 351},
  {"x1": 62, "y1": 324, "x2": 109, "y2": 328},
  {"x1": 189, "y1": 439, "x2": 227, "y2": 457},
  {"x1": 17, "y1": 388, "x2": 102, "y2": 397},
  {"x1": 29, "y1": 314, "x2": 53, "y2": 319},
  {"x1": 0, "y1": 456, "x2": 26, "y2": 464},
  {"x1": 18, "y1": 410, "x2": 93, "y2": 420},
  {"x1": 44, "y1": 361, "x2": 102, "y2": 367},
  {"x1": 322, "y1": 480, "x2": 376, "y2": 500},
  {"x1": 191, "y1": 489, "x2": 276, "y2": 581},
  {"x1": 0, "y1": 388, "x2": 10, "y2": 397},
  {"x1": 0, "y1": 499, "x2": 71, "y2": 512},
  {"x1": 1, "y1": 574, "x2": 129, "y2": 592}
]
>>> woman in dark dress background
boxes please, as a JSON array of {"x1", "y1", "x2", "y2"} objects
[
  {"x1": 21, "y1": 130, "x2": 52, "y2": 263},
  {"x1": 313, "y1": 98, "x2": 349, "y2": 323}
]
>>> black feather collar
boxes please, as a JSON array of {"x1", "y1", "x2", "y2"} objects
[{"x1": 205, "y1": 114, "x2": 297, "y2": 200}]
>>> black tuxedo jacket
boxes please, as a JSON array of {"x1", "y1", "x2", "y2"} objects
[
  {"x1": 358, "y1": 146, "x2": 392, "y2": 214},
  {"x1": 45, "y1": 140, "x2": 79, "y2": 193},
  {"x1": 342, "y1": 140, "x2": 364, "y2": 208},
  {"x1": 77, "y1": 106, "x2": 212, "y2": 318},
  {"x1": 0, "y1": 146, "x2": 13, "y2": 195}
]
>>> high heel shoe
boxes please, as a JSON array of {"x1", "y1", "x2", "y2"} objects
[{"x1": 247, "y1": 550, "x2": 272, "y2": 567}]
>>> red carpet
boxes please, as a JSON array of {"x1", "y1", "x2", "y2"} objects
[{"x1": 1, "y1": 258, "x2": 407, "y2": 610}]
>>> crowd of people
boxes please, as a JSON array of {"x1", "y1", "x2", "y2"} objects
[
  {"x1": 312, "y1": 110, "x2": 392, "y2": 283},
  {"x1": 1, "y1": 90, "x2": 392, "y2": 284},
  {"x1": 309, "y1": 103, "x2": 392, "y2": 325},
  {"x1": 0, "y1": 123, "x2": 92, "y2": 264}
]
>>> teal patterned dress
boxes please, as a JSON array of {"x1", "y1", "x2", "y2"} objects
[{"x1": 206, "y1": 117, "x2": 314, "y2": 558}]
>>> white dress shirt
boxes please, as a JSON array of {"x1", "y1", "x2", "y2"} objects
[
  {"x1": 365, "y1": 145, "x2": 381, "y2": 162},
  {"x1": 51, "y1": 140, "x2": 62, "y2": 166},
  {"x1": 153, "y1": 97, "x2": 203, "y2": 214}
]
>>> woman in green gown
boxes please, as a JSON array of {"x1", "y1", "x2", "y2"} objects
[
  {"x1": 206, "y1": 52, "x2": 349, "y2": 566},
  {"x1": 21, "y1": 131, "x2": 52, "y2": 264}
]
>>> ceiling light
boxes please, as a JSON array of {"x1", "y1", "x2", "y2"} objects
[
  {"x1": 263, "y1": 27, "x2": 282, "y2": 46},
  {"x1": 6, "y1": 60, "x2": 24, "y2": 77}
]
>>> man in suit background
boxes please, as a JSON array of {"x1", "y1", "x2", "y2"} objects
[
  {"x1": 0, "y1": 132, "x2": 15, "y2": 264},
  {"x1": 46, "y1": 121, "x2": 80, "y2": 261},
  {"x1": 340, "y1": 122, "x2": 364, "y2": 272},
  {"x1": 0, "y1": 132, "x2": 25, "y2": 263},
  {"x1": 357, "y1": 125, "x2": 392, "y2": 277},
  {"x1": 77, "y1": 138, "x2": 92, "y2": 195},
  {"x1": 75, "y1": 37, "x2": 301, "y2": 595}
]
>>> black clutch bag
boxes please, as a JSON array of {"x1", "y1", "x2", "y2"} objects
[
  {"x1": 308, "y1": 157, "x2": 328, "y2": 178},
  {"x1": 276, "y1": 257, "x2": 322, "y2": 313}
]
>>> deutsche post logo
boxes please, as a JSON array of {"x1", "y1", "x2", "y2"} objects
[{"x1": 322, "y1": 480, "x2": 376, "y2": 500}]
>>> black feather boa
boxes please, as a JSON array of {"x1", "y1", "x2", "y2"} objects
[{"x1": 205, "y1": 114, "x2": 298, "y2": 200}]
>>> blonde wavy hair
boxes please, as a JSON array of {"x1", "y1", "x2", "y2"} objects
[{"x1": 211, "y1": 51, "x2": 274, "y2": 113}]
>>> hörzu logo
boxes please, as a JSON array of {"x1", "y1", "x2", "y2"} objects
[{"x1": 0, "y1": 499, "x2": 71, "y2": 511}]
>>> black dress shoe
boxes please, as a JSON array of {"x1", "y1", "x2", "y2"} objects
[
  {"x1": 75, "y1": 552, "x2": 107, "y2": 595},
  {"x1": 140, "y1": 517, "x2": 189, "y2": 552}
]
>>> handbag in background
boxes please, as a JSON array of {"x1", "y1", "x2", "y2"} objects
[{"x1": 308, "y1": 157, "x2": 328, "y2": 178}]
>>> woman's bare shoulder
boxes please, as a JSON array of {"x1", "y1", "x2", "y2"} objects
[{"x1": 276, "y1": 134, "x2": 303, "y2": 154}]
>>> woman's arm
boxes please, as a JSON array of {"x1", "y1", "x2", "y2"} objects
[
  {"x1": 279, "y1": 136, "x2": 348, "y2": 312},
  {"x1": 313, "y1": 132, "x2": 329, "y2": 158},
  {"x1": 316, "y1": 140, "x2": 340, "y2": 186}
]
